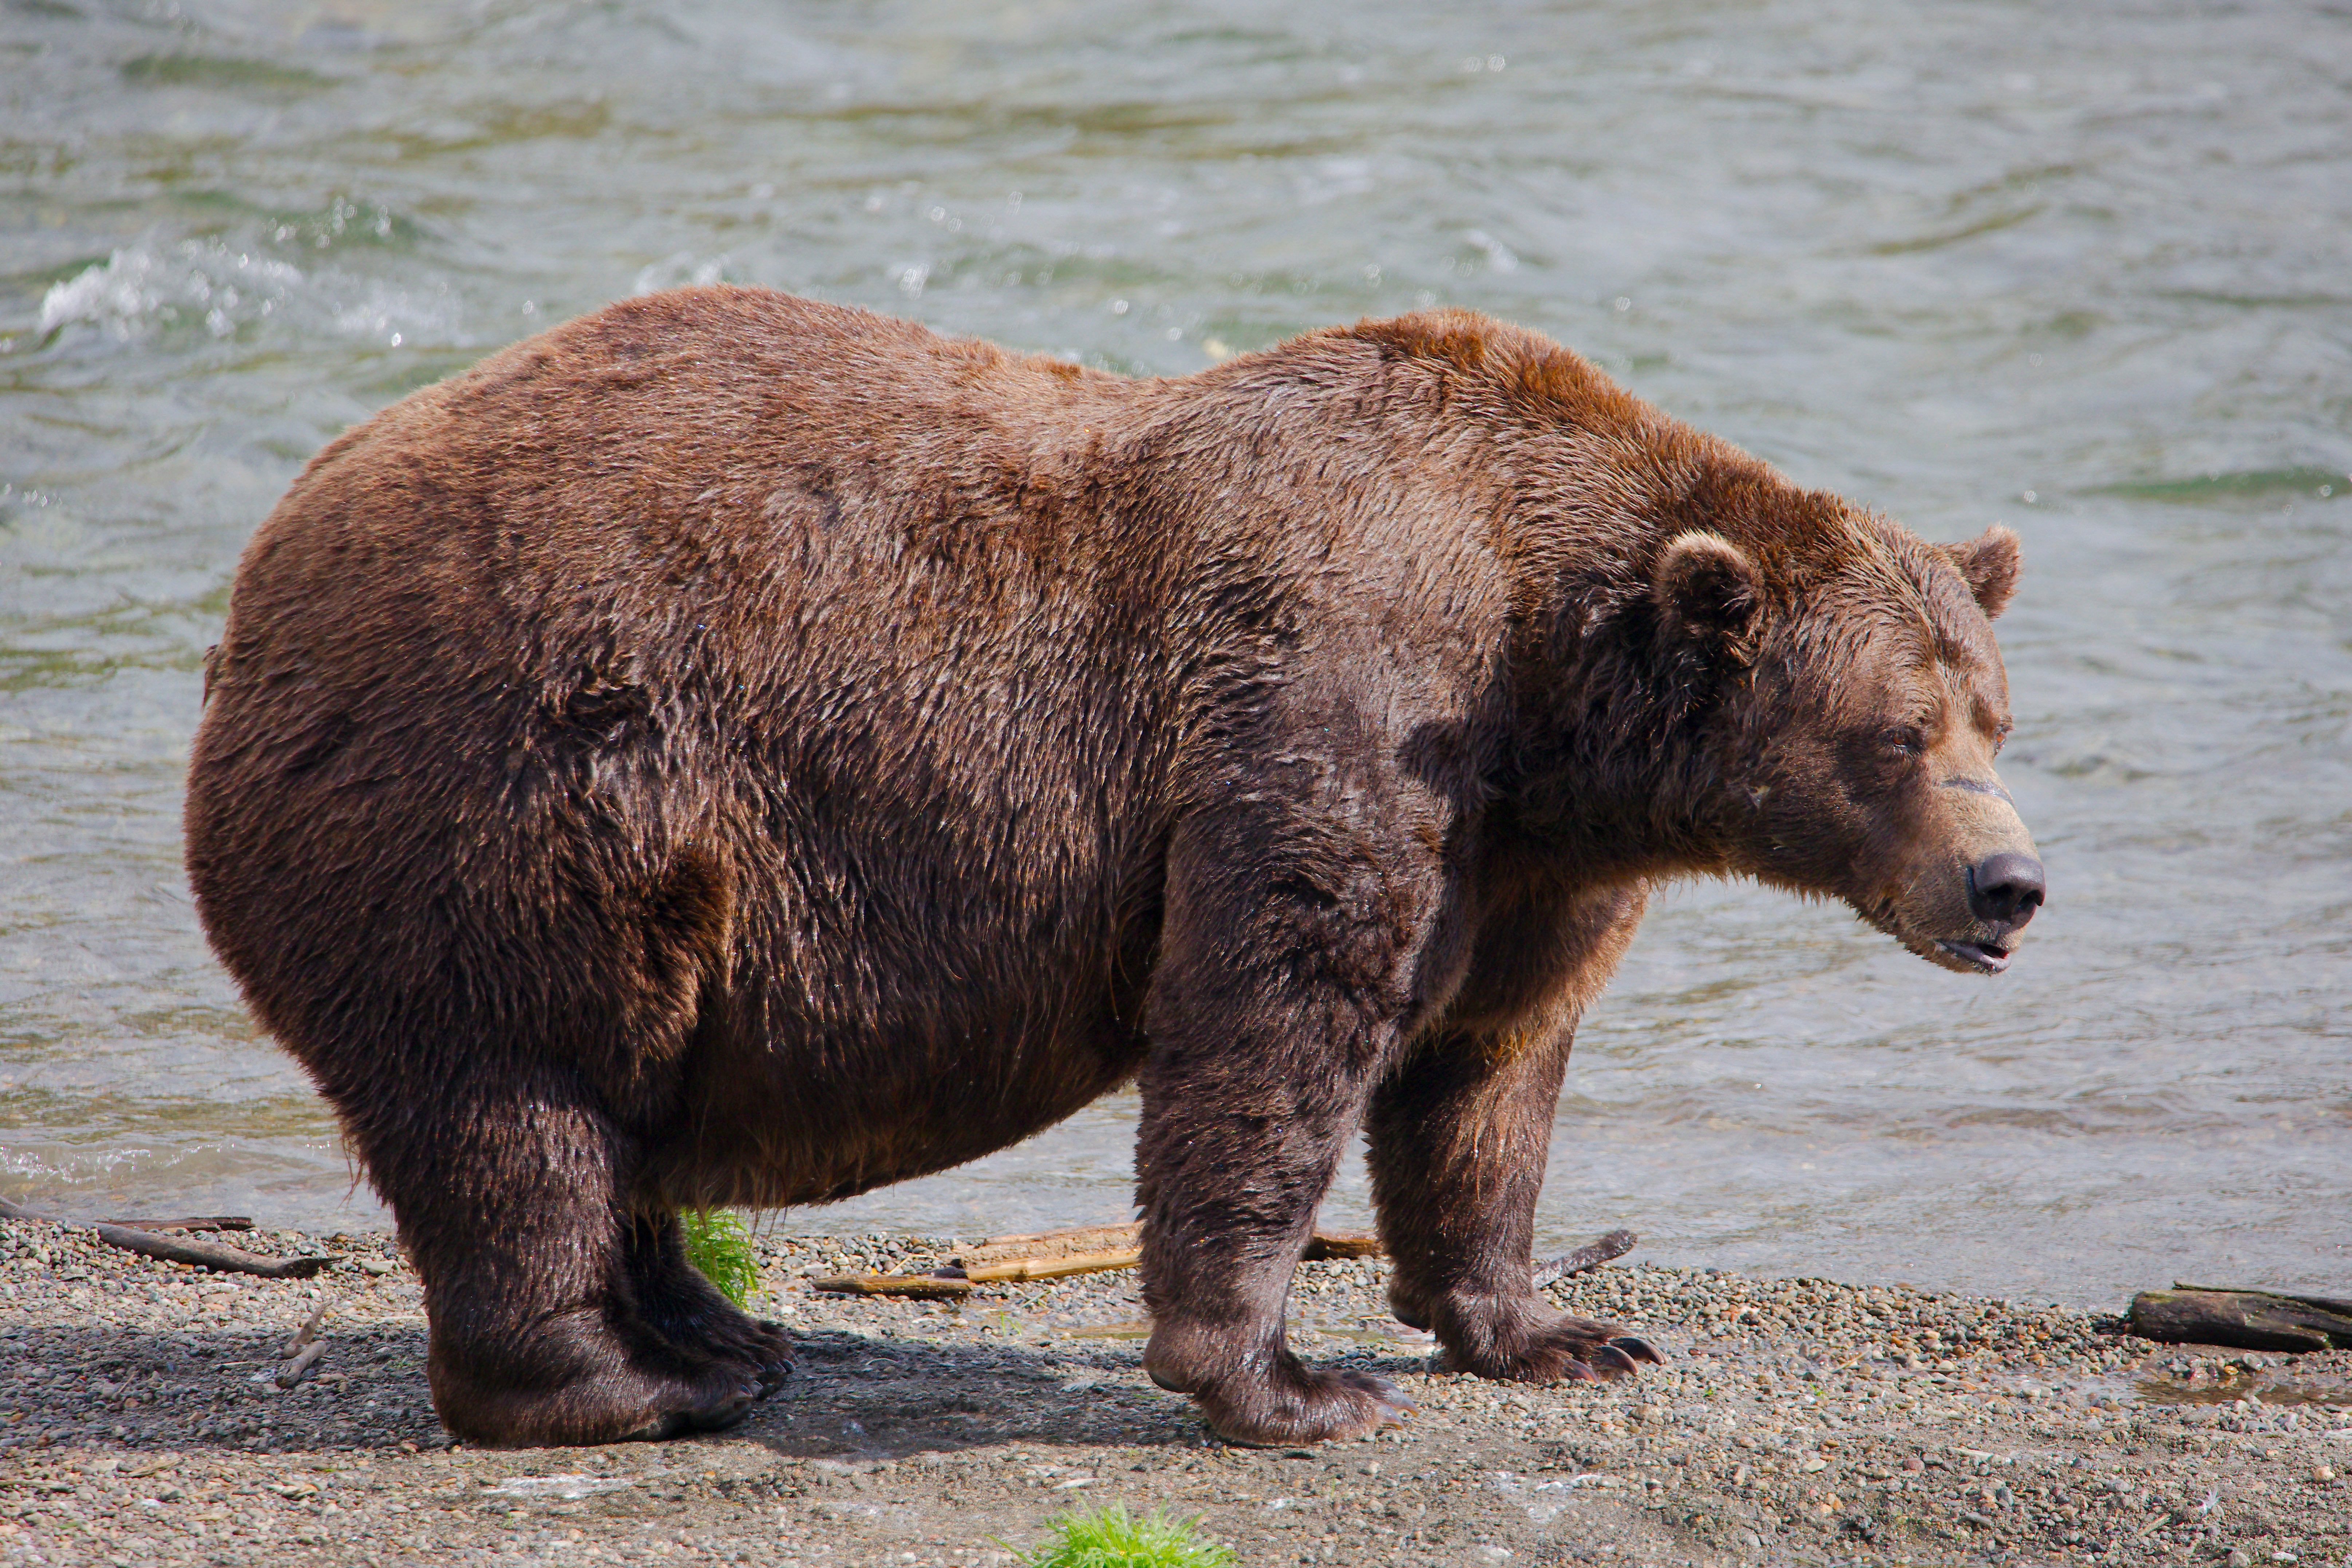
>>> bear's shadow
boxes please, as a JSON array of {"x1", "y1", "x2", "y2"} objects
[
  {"x1": 0, "y1": 1320, "x2": 1432, "y2": 1461},
  {"x1": 746, "y1": 1326, "x2": 1434, "y2": 1460}
]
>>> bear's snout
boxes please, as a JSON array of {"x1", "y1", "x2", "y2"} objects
[{"x1": 1966, "y1": 850, "x2": 2045, "y2": 928}]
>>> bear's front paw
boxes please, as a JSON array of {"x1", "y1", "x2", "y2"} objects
[
  {"x1": 1146, "y1": 1325, "x2": 1414, "y2": 1446},
  {"x1": 1435, "y1": 1295, "x2": 1663, "y2": 1384}
]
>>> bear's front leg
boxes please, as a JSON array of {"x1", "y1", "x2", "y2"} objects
[
  {"x1": 1132, "y1": 814, "x2": 1420, "y2": 1446},
  {"x1": 1367, "y1": 885, "x2": 1661, "y2": 1386},
  {"x1": 1135, "y1": 1062, "x2": 1415, "y2": 1444},
  {"x1": 1367, "y1": 1029, "x2": 1659, "y2": 1383}
]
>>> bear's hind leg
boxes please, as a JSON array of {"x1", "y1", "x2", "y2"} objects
[
  {"x1": 621, "y1": 1211, "x2": 794, "y2": 1394},
  {"x1": 373, "y1": 1079, "x2": 768, "y2": 1446}
]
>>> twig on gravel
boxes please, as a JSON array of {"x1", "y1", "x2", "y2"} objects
[
  {"x1": 813, "y1": 1271, "x2": 975, "y2": 1299},
  {"x1": 258, "y1": 1303, "x2": 331, "y2": 1388},
  {"x1": 815, "y1": 1225, "x2": 1387, "y2": 1298},
  {"x1": 1531, "y1": 1228, "x2": 1638, "y2": 1290},
  {"x1": 92, "y1": 1222, "x2": 340, "y2": 1278},
  {"x1": 282, "y1": 1301, "x2": 328, "y2": 1360},
  {"x1": 3, "y1": 1196, "x2": 338, "y2": 1278},
  {"x1": 954, "y1": 1224, "x2": 1145, "y2": 1269},
  {"x1": 96, "y1": 1214, "x2": 254, "y2": 1232},
  {"x1": 963, "y1": 1246, "x2": 1143, "y2": 1284},
  {"x1": 273, "y1": 1340, "x2": 329, "y2": 1390},
  {"x1": 814, "y1": 1244, "x2": 1187, "y2": 1295}
]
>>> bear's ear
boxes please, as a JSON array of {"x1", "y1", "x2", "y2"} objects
[
  {"x1": 1653, "y1": 530, "x2": 1763, "y2": 648},
  {"x1": 1942, "y1": 524, "x2": 2021, "y2": 620}
]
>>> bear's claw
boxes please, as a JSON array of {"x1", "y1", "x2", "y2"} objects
[
  {"x1": 622, "y1": 1377, "x2": 762, "y2": 1442},
  {"x1": 1591, "y1": 1342, "x2": 1641, "y2": 1377}
]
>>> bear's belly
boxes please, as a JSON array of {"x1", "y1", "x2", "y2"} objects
[{"x1": 651, "y1": 891, "x2": 1158, "y2": 1209}]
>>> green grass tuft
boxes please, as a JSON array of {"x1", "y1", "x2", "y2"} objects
[
  {"x1": 679, "y1": 1207, "x2": 759, "y2": 1310},
  {"x1": 1016, "y1": 1503, "x2": 1234, "y2": 1568}
]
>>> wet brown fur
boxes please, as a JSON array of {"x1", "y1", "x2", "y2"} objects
[{"x1": 185, "y1": 288, "x2": 2036, "y2": 1447}]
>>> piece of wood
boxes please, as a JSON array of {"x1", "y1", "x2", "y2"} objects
[
  {"x1": 2129, "y1": 1288, "x2": 2352, "y2": 1352},
  {"x1": 817, "y1": 1225, "x2": 1390, "y2": 1299},
  {"x1": 1531, "y1": 1228, "x2": 1639, "y2": 1290},
  {"x1": 963, "y1": 1247, "x2": 1143, "y2": 1284},
  {"x1": 273, "y1": 1340, "x2": 328, "y2": 1390},
  {"x1": 949, "y1": 1223, "x2": 1384, "y2": 1273},
  {"x1": 954, "y1": 1224, "x2": 1142, "y2": 1269},
  {"x1": 91, "y1": 1223, "x2": 339, "y2": 1280},
  {"x1": 2171, "y1": 1283, "x2": 2352, "y2": 1315},
  {"x1": 96, "y1": 1215, "x2": 254, "y2": 1233},
  {"x1": 3, "y1": 1196, "x2": 336, "y2": 1278},
  {"x1": 811, "y1": 1272, "x2": 974, "y2": 1300},
  {"x1": 281, "y1": 1302, "x2": 327, "y2": 1360}
]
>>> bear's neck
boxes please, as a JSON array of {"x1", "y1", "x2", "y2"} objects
[{"x1": 1491, "y1": 568, "x2": 1752, "y2": 886}]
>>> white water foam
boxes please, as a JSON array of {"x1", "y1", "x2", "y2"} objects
[{"x1": 37, "y1": 238, "x2": 457, "y2": 348}]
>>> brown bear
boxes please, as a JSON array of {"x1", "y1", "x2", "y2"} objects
[{"x1": 184, "y1": 287, "x2": 2044, "y2": 1449}]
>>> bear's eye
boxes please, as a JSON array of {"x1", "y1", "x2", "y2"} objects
[{"x1": 1883, "y1": 726, "x2": 1928, "y2": 757}]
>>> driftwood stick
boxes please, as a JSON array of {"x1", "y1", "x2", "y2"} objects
[
  {"x1": 3, "y1": 1194, "x2": 336, "y2": 1277},
  {"x1": 953, "y1": 1224, "x2": 1142, "y2": 1269},
  {"x1": 91, "y1": 1223, "x2": 340, "y2": 1279},
  {"x1": 4, "y1": 1197, "x2": 259, "y2": 1235},
  {"x1": 281, "y1": 1301, "x2": 328, "y2": 1360},
  {"x1": 962, "y1": 1247, "x2": 1142, "y2": 1284},
  {"x1": 2171, "y1": 1283, "x2": 2352, "y2": 1316},
  {"x1": 2129, "y1": 1288, "x2": 2352, "y2": 1353},
  {"x1": 273, "y1": 1340, "x2": 328, "y2": 1390},
  {"x1": 811, "y1": 1249, "x2": 1146, "y2": 1295},
  {"x1": 948, "y1": 1224, "x2": 1384, "y2": 1273},
  {"x1": 1532, "y1": 1228, "x2": 1639, "y2": 1290},
  {"x1": 811, "y1": 1272, "x2": 973, "y2": 1300},
  {"x1": 815, "y1": 1225, "x2": 1389, "y2": 1298}
]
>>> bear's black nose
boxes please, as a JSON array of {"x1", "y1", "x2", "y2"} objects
[{"x1": 1969, "y1": 851, "x2": 2046, "y2": 927}]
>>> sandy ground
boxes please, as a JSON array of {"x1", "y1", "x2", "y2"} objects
[{"x1": 0, "y1": 1217, "x2": 2347, "y2": 1567}]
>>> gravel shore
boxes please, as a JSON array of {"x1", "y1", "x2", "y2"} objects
[{"x1": 1, "y1": 1217, "x2": 2346, "y2": 1566}]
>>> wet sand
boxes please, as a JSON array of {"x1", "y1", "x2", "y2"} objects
[{"x1": 0, "y1": 1218, "x2": 2346, "y2": 1566}]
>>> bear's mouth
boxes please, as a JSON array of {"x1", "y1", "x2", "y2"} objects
[{"x1": 1934, "y1": 938, "x2": 2011, "y2": 974}]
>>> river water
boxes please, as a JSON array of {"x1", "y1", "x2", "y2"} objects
[{"x1": 4, "y1": 1, "x2": 2346, "y2": 1309}]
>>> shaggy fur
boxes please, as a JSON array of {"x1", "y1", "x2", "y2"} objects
[{"x1": 185, "y1": 288, "x2": 2042, "y2": 1447}]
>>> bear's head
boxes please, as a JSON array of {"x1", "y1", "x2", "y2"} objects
[{"x1": 1655, "y1": 512, "x2": 2043, "y2": 975}]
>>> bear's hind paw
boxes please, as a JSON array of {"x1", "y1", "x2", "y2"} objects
[{"x1": 1196, "y1": 1364, "x2": 1416, "y2": 1447}]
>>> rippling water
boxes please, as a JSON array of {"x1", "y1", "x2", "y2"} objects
[{"x1": 4, "y1": 1, "x2": 2346, "y2": 1307}]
